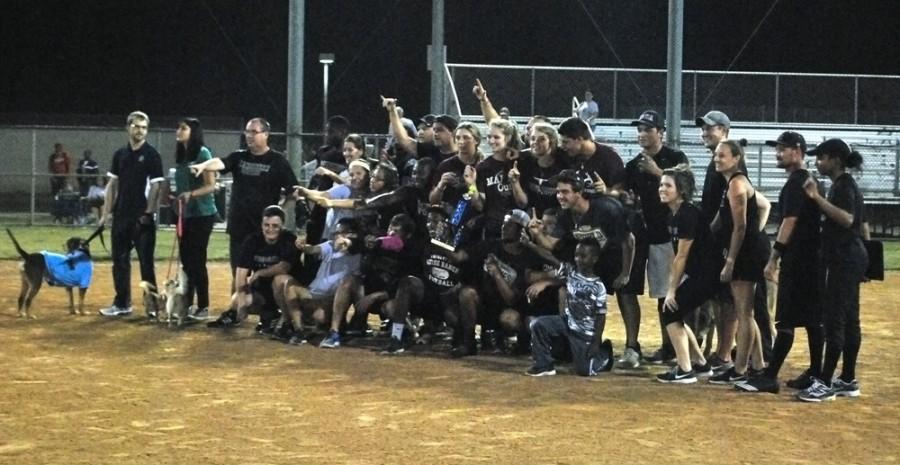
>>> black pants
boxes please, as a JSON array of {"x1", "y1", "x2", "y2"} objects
[
  {"x1": 179, "y1": 215, "x2": 215, "y2": 309},
  {"x1": 111, "y1": 216, "x2": 157, "y2": 308},
  {"x1": 822, "y1": 260, "x2": 865, "y2": 382}
]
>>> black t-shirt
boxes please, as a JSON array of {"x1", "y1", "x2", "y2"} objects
[
  {"x1": 465, "y1": 239, "x2": 545, "y2": 308},
  {"x1": 670, "y1": 202, "x2": 720, "y2": 278},
  {"x1": 237, "y1": 231, "x2": 300, "y2": 278},
  {"x1": 434, "y1": 155, "x2": 478, "y2": 206},
  {"x1": 571, "y1": 143, "x2": 625, "y2": 197},
  {"x1": 624, "y1": 146, "x2": 688, "y2": 244},
  {"x1": 77, "y1": 159, "x2": 99, "y2": 176},
  {"x1": 422, "y1": 242, "x2": 462, "y2": 292},
  {"x1": 221, "y1": 149, "x2": 299, "y2": 239},
  {"x1": 416, "y1": 142, "x2": 455, "y2": 167},
  {"x1": 475, "y1": 155, "x2": 517, "y2": 226},
  {"x1": 109, "y1": 142, "x2": 164, "y2": 218},
  {"x1": 700, "y1": 159, "x2": 726, "y2": 226},
  {"x1": 778, "y1": 169, "x2": 821, "y2": 264},
  {"x1": 822, "y1": 173, "x2": 866, "y2": 258},
  {"x1": 553, "y1": 196, "x2": 630, "y2": 287},
  {"x1": 519, "y1": 148, "x2": 568, "y2": 215}
]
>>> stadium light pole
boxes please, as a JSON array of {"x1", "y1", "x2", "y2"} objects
[{"x1": 319, "y1": 53, "x2": 335, "y2": 129}]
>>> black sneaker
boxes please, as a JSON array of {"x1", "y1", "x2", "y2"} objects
[
  {"x1": 707, "y1": 354, "x2": 734, "y2": 374},
  {"x1": 380, "y1": 337, "x2": 405, "y2": 355},
  {"x1": 786, "y1": 370, "x2": 814, "y2": 390},
  {"x1": 207, "y1": 309, "x2": 239, "y2": 328},
  {"x1": 450, "y1": 341, "x2": 477, "y2": 358},
  {"x1": 287, "y1": 329, "x2": 308, "y2": 346},
  {"x1": 735, "y1": 375, "x2": 780, "y2": 394},
  {"x1": 692, "y1": 361, "x2": 713, "y2": 377},
  {"x1": 656, "y1": 366, "x2": 697, "y2": 384},
  {"x1": 831, "y1": 378, "x2": 861, "y2": 397},
  {"x1": 525, "y1": 365, "x2": 556, "y2": 377},
  {"x1": 709, "y1": 367, "x2": 747, "y2": 385},
  {"x1": 644, "y1": 347, "x2": 676, "y2": 365},
  {"x1": 270, "y1": 324, "x2": 293, "y2": 342},
  {"x1": 255, "y1": 321, "x2": 276, "y2": 336}
]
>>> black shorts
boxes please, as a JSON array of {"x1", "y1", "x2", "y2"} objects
[
  {"x1": 251, "y1": 278, "x2": 279, "y2": 320},
  {"x1": 415, "y1": 283, "x2": 458, "y2": 321},
  {"x1": 524, "y1": 283, "x2": 562, "y2": 317},
  {"x1": 775, "y1": 262, "x2": 822, "y2": 328},
  {"x1": 618, "y1": 237, "x2": 648, "y2": 296},
  {"x1": 730, "y1": 234, "x2": 768, "y2": 282},
  {"x1": 661, "y1": 272, "x2": 720, "y2": 327},
  {"x1": 362, "y1": 271, "x2": 399, "y2": 296}
]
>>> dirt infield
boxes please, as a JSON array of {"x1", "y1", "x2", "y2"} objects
[{"x1": 1, "y1": 260, "x2": 898, "y2": 465}]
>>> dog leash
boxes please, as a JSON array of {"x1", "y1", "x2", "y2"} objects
[{"x1": 164, "y1": 197, "x2": 185, "y2": 281}]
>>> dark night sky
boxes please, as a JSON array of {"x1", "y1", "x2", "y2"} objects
[{"x1": 2, "y1": 0, "x2": 898, "y2": 132}]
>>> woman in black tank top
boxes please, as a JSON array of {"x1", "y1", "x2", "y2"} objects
[{"x1": 709, "y1": 140, "x2": 771, "y2": 383}]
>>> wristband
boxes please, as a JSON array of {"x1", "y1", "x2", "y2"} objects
[
  {"x1": 773, "y1": 241, "x2": 787, "y2": 253},
  {"x1": 467, "y1": 184, "x2": 478, "y2": 195}
]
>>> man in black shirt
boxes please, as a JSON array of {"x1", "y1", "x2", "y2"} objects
[
  {"x1": 98, "y1": 111, "x2": 164, "y2": 318},
  {"x1": 208, "y1": 206, "x2": 299, "y2": 333},
  {"x1": 383, "y1": 96, "x2": 458, "y2": 167},
  {"x1": 616, "y1": 110, "x2": 689, "y2": 369},
  {"x1": 76, "y1": 149, "x2": 99, "y2": 197},
  {"x1": 557, "y1": 117, "x2": 625, "y2": 198},
  {"x1": 739, "y1": 131, "x2": 823, "y2": 394},
  {"x1": 190, "y1": 118, "x2": 299, "y2": 279}
]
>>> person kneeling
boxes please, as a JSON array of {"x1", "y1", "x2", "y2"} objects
[{"x1": 526, "y1": 240, "x2": 613, "y2": 377}]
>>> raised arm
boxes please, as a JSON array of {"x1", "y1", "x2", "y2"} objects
[
  {"x1": 382, "y1": 96, "x2": 417, "y2": 156},
  {"x1": 803, "y1": 177, "x2": 855, "y2": 229},
  {"x1": 472, "y1": 79, "x2": 501, "y2": 123}
]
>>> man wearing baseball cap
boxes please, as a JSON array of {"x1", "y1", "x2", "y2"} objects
[
  {"x1": 616, "y1": 110, "x2": 689, "y2": 368},
  {"x1": 382, "y1": 95, "x2": 458, "y2": 166},
  {"x1": 738, "y1": 131, "x2": 824, "y2": 394}
]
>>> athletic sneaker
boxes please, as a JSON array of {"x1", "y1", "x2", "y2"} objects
[
  {"x1": 656, "y1": 366, "x2": 697, "y2": 384},
  {"x1": 98, "y1": 305, "x2": 133, "y2": 317},
  {"x1": 319, "y1": 330, "x2": 341, "y2": 348},
  {"x1": 831, "y1": 378, "x2": 861, "y2": 397},
  {"x1": 255, "y1": 320, "x2": 276, "y2": 336},
  {"x1": 287, "y1": 329, "x2": 308, "y2": 346},
  {"x1": 692, "y1": 361, "x2": 714, "y2": 377},
  {"x1": 797, "y1": 378, "x2": 836, "y2": 402},
  {"x1": 786, "y1": 370, "x2": 814, "y2": 390},
  {"x1": 707, "y1": 354, "x2": 734, "y2": 374},
  {"x1": 450, "y1": 341, "x2": 477, "y2": 358},
  {"x1": 189, "y1": 307, "x2": 209, "y2": 321},
  {"x1": 380, "y1": 337, "x2": 405, "y2": 355},
  {"x1": 616, "y1": 347, "x2": 641, "y2": 369},
  {"x1": 206, "y1": 309, "x2": 240, "y2": 328},
  {"x1": 708, "y1": 367, "x2": 747, "y2": 385},
  {"x1": 644, "y1": 347, "x2": 675, "y2": 365},
  {"x1": 735, "y1": 375, "x2": 780, "y2": 394},
  {"x1": 526, "y1": 365, "x2": 557, "y2": 377}
]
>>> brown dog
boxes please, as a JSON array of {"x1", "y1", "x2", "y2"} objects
[{"x1": 7, "y1": 229, "x2": 94, "y2": 318}]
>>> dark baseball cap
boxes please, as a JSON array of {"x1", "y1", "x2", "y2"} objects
[
  {"x1": 806, "y1": 138, "x2": 851, "y2": 159},
  {"x1": 695, "y1": 111, "x2": 731, "y2": 129},
  {"x1": 425, "y1": 204, "x2": 450, "y2": 218},
  {"x1": 419, "y1": 114, "x2": 436, "y2": 127},
  {"x1": 434, "y1": 114, "x2": 459, "y2": 132},
  {"x1": 631, "y1": 110, "x2": 665, "y2": 129},
  {"x1": 765, "y1": 131, "x2": 807, "y2": 152}
]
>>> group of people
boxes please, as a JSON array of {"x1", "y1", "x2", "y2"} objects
[
  {"x1": 49, "y1": 144, "x2": 106, "y2": 224},
  {"x1": 94, "y1": 80, "x2": 869, "y2": 403}
]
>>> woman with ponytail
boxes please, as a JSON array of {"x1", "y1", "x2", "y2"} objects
[{"x1": 797, "y1": 139, "x2": 868, "y2": 402}]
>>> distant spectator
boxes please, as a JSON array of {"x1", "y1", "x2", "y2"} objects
[
  {"x1": 48, "y1": 142, "x2": 72, "y2": 196},
  {"x1": 82, "y1": 176, "x2": 107, "y2": 223},
  {"x1": 575, "y1": 90, "x2": 599, "y2": 129},
  {"x1": 52, "y1": 181, "x2": 82, "y2": 224},
  {"x1": 76, "y1": 149, "x2": 99, "y2": 196}
]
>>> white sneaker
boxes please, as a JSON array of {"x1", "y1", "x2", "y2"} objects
[
  {"x1": 188, "y1": 307, "x2": 209, "y2": 321},
  {"x1": 616, "y1": 347, "x2": 641, "y2": 369},
  {"x1": 98, "y1": 305, "x2": 133, "y2": 317}
]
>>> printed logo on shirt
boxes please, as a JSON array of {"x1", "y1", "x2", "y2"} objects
[
  {"x1": 572, "y1": 225, "x2": 609, "y2": 249},
  {"x1": 239, "y1": 160, "x2": 272, "y2": 177}
]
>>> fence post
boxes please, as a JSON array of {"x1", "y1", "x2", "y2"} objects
[
  {"x1": 756, "y1": 145, "x2": 763, "y2": 188},
  {"x1": 30, "y1": 129, "x2": 36, "y2": 226},
  {"x1": 853, "y1": 77, "x2": 859, "y2": 125},
  {"x1": 612, "y1": 71, "x2": 618, "y2": 119},
  {"x1": 530, "y1": 68, "x2": 536, "y2": 116},
  {"x1": 894, "y1": 143, "x2": 900, "y2": 196},
  {"x1": 774, "y1": 74, "x2": 779, "y2": 123}
]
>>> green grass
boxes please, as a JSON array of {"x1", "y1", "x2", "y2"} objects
[
  {"x1": 3, "y1": 224, "x2": 900, "y2": 270},
  {"x1": 1, "y1": 225, "x2": 232, "y2": 261}
]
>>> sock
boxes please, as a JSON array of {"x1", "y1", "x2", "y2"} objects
[
  {"x1": 765, "y1": 328, "x2": 794, "y2": 378},
  {"x1": 807, "y1": 323, "x2": 825, "y2": 378},
  {"x1": 391, "y1": 322, "x2": 404, "y2": 340}
]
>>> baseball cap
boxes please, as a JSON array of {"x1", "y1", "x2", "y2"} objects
[
  {"x1": 419, "y1": 114, "x2": 436, "y2": 127},
  {"x1": 631, "y1": 110, "x2": 665, "y2": 129},
  {"x1": 695, "y1": 111, "x2": 731, "y2": 129},
  {"x1": 765, "y1": 131, "x2": 807, "y2": 152},
  {"x1": 806, "y1": 138, "x2": 851, "y2": 159},
  {"x1": 425, "y1": 204, "x2": 450, "y2": 218},
  {"x1": 434, "y1": 114, "x2": 459, "y2": 132},
  {"x1": 504, "y1": 209, "x2": 531, "y2": 228}
]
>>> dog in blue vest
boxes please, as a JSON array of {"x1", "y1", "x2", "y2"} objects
[{"x1": 7, "y1": 228, "x2": 95, "y2": 318}]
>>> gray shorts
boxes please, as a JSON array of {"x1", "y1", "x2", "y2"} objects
[{"x1": 647, "y1": 242, "x2": 674, "y2": 299}]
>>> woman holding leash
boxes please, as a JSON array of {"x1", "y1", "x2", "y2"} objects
[{"x1": 174, "y1": 117, "x2": 217, "y2": 320}]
